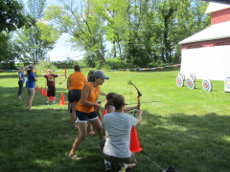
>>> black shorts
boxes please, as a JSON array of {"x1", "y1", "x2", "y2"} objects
[
  {"x1": 76, "y1": 111, "x2": 98, "y2": 123},
  {"x1": 47, "y1": 86, "x2": 55, "y2": 97},
  {"x1": 68, "y1": 89, "x2": 81, "y2": 103}
]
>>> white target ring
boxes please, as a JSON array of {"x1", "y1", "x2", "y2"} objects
[
  {"x1": 176, "y1": 76, "x2": 184, "y2": 87},
  {"x1": 202, "y1": 79, "x2": 212, "y2": 92},
  {"x1": 186, "y1": 78, "x2": 195, "y2": 89},
  {"x1": 178, "y1": 72, "x2": 185, "y2": 81}
]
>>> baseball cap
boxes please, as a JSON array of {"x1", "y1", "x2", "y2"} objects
[{"x1": 92, "y1": 71, "x2": 109, "y2": 80}]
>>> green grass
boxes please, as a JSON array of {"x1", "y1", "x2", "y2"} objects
[{"x1": 0, "y1": 70, "x2": 230, "y2": 172}]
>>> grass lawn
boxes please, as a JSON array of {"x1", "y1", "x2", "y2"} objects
[{"x1": 0, "y1": 69, "x2": 230, "y2": 172}]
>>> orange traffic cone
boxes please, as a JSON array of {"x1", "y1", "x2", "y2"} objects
[
  {"x1": 102, "y1": 109, "x2": 107, "y2": 118},
  {"x1": 35, "y1": 85, "x2": 38, "y2": 91},
  {"x1": 59, "y1": 93, "x2": 66, "y2": 106},
  {"x1": 130, "y1": 127, "x2": 143, "y2": 153},
  {"x1": 43, "y1": 88, "x2": 47, "y2": 96},
  {"x1": 49, "y1": 96, "x2": 54, "y2": 101},
  {"x1": 39, "y1": 87, "x2": 43, "y2": 94}
]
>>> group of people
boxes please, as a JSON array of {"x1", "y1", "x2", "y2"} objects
[
  {"x1": 66, "y1": 65, "x2": 143, "y2": 170},
  {"x1": 17, "y1": 65, "x2": 143, "y2": 170},
  {"x1": 17, "y1": 66, "x2": 63, "y2": 110}
]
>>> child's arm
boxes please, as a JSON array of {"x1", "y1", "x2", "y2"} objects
[{"x1": 124, "y1": 106, "x2": 139, "y2": 112}]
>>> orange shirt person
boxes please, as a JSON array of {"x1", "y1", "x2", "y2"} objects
[
  {"x1": 67, "y1": 65, "x2": 86, "y2": 128},
  {"x1": 69, "y1": 70, "x2": 109, "y2": 160}
]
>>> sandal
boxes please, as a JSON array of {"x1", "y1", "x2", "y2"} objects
[
  {"x1": 69, "y1": 154, "x2": 81, "y2": 160},
  {"x1": 90, "y1": 130, "x2": 95, "y2": 135}
]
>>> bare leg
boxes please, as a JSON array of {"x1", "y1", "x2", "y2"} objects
[
  {"x1": 28, "y1": 94, "x2": 35, "y2": 110},
  {"x1": 70, "y1": 101, "x2": 77, "y2": 126},
  {"x1": 89, "y1": 123, "x2": 95, "y2": 135},
  {"x1": 69, "y1": 122, "x2": 87, "y2": 156}
]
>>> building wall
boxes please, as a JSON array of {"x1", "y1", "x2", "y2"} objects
[
  {"x1": 211, "y1": 8, "x2": 230, "y2": 25},
  {"x1": 180, "y1": 45, "x2": 230, "y2": 81},
  {"x1": 181, "y1": 38, "x2": 230, "y2": 49}
]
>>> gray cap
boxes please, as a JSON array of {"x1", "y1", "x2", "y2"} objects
[{"x1": 93, "y1": 71, "x2": 109, "y2": 80}]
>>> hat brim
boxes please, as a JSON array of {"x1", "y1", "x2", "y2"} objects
[{"x1": 102, "y1": 76, "x2": 109, "y2": 80}]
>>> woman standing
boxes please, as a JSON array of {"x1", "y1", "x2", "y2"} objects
[
  {"x1": 17, "y1": 67, "x2": 25, "y2": 99},
  {"x1": 26, "y1": 66, "x2": 37, "y2": 110},
  {"x1": 69, "y1": 70, "x2": 109, "y2": 159}
]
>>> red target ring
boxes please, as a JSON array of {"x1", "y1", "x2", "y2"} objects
[
  {"x1": 202, "y1": 79, "x2": 212, "y2": 91},
  {"x1": 176, "y1": 76, "x2": 184, "y2": 87},
  {"x1": 186, "y1": 78, "x2": 195, "y2": 89}
]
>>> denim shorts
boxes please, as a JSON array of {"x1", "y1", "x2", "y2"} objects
[{"x1": 76, "y1": 110, "x2": 98, "y2": 123}]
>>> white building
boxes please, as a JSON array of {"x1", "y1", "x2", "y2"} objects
[{"x1": 179, "y1": 2, "x2": 230, "y2": 81}]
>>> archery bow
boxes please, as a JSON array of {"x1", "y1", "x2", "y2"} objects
[{"x1": 128, "y1": 81, "x2": 142, "y2": 109}]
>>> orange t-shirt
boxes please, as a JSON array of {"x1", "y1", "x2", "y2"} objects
[
  {"x1": 68, "y1": 72, "x2": 86, "y2": 90},
  {"x1": 77, "y1": 82, "x2": 100, "y2": 113}
]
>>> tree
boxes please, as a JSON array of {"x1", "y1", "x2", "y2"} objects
[
  {"x1": 44, "y1": 0, "x2": 209, "y2": 67},
  {"x1": 0, "y1": 0, "x2": 34, "y2": 65},
  {"x1": 14, "y1": 0, "x2": 59, "y2": 64},
  {"x1": 45, "y1": 0, "x2": 106, "y2": 67}
]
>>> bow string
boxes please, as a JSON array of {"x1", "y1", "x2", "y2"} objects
[{"x1": 128, "y1": 81, "x2": 142, "y2": 109}]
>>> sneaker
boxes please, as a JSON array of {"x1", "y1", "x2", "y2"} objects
[
  {"x1": 53, "y1": 101, "x2": 56, "y2": 104},
  {"x1": 45, "y1": 102, "x2": 49, "y2": 105},
  {"x1": 104, "y1": 160, "x2": 111, "y2": 171}
]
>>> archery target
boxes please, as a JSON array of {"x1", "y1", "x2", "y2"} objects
[
  {"x1": 176, "y1": 76, "x2": 184, "y2": 87},
  {"x1": 224, "y1": 77, "x2": 230, "y2": 92},
  {"x1": 202, "y1": 79, "x2": 212, "y2": 91},
  {"x1": 186, "y1": 78, "x2": 195, "y2": 89},
  {"x1": 178, "y1": 72, "x2": 185, "y2": 81}
]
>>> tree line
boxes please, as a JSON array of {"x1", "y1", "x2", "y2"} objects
[{"x1": 0, "y1": 0, "x2": 209, "y2": 69}]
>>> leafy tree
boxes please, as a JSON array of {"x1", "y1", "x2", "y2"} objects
[
  {"x1": 44, "y1": 0, "x2": 209, "y2": 67},
  {"x1": 0, "y1": 0, "x2": 33, "y2": 32},
  {"x1": 45, "y1": 0, "x2": 106, "y2": 67},
  {"x1": 14, "y1": 0, "x2": 59, "y2": 64},
  {"x1": 0, "y1": 0, "x2": 34, "y2": 66}
]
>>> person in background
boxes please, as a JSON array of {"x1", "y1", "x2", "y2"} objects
[
  {"x1": 43, "y1": 69, "x2": 64, "y2": 105},
  {"x1": 17, "y1": 67, "x2": 25, "y2": 99},
  {"x1": 26, "y1": 65, "x2": 37, "y2": 110},
  {"x1": 102, "y1": 94, "x2": 143, "y2": 170},
  {"x1": 67, "y1": 65, "x2": 86, "y2": 129},
  {"x1": 69, "y1": 71, "x2": 109, "y2": 160},
  {"x1": 104, "y1": 92, "x2": 139, "y2": 114}
]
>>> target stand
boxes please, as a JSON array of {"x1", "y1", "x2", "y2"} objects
[
  {"x1": 190, "y1": 73, "x2": 196, "y2": 82},
  {"x1": 178, "y1": 72, "x2": 185, "y2": 81},
  {"x1": 186, "y1": 77, "x2": 195, "y2": 89},
  {"x1": 176, "y1": 75, "x2": 184, "y2": 87},
  {"x1": 224, "y1": 77, "x2": 230, "y2": 93},
  {"x1": 202, "y1": 79, "x2": 212, "y2": 92}
]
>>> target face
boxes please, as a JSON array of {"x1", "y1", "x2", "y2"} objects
[
  {"x1": 186, "y1": 78, "x2": 195, "y2": 89},
  {"x1": 225, "y1": 77, "x2": 230, "y2": 89},
  {"x1": 202, "y1": 79, "x2": 212, "y2": 91},
  {"x1": 176, "y1": 76, "x2": 184, "y2": 87},
  {"x1": 178, "y1": 72, "x2": 185, "y2": 81}
]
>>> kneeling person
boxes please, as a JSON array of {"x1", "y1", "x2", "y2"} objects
[{"x1": 102, "y1": 94, "x2": 143, "y2": 169}]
